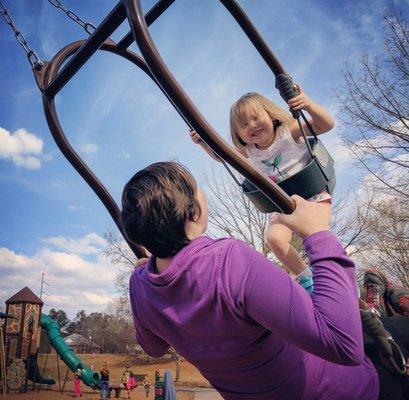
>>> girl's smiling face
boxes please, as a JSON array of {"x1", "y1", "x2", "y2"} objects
[{"x1": 236, "y1": 107, "x2": 275, "y2": 149}]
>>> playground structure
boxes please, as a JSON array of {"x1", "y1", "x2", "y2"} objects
[
  {"x1": 0, "y1": 287, "x2": 179, "y2": 399},
  {"x1": 0, "y1": 287, "x2": 99, "y2": 396}
]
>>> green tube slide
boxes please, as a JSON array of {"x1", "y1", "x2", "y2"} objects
[{"x1": 40, "y1": 314, "x2": 101, "y2": 387}]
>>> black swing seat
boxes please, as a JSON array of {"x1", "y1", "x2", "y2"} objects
[{"x1": 242, "y1": 137, "x2": 336, "y2": 213}]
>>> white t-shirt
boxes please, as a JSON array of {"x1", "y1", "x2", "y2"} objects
[
  {"x1": 245, "y1": 124, "x2": 332, "y2": 202},
  {"x1": 245, "y1": 124, "x2": 311, "y2": 183}
]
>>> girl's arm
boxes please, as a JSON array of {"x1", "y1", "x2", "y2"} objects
[
  {"x1": 288, "y1": 85, "x2": 335, "y2": 140},
  {"x1": 190, "y1": 130, "x2": 248, "y2": 160}
]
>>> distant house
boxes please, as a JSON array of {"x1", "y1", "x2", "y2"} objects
[
  {"x1": 126, "y1": 343, "x2": 144, "y2": 355},
  {"x1": 61, "y1": 333, "x2": 102, "y2": 354}
]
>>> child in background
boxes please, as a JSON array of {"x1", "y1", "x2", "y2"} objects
[
  {"x1": 121, "y1": 364, "x2": 133, "y2": 399},
  {"x1": 128, "y1": 372, "x2": 137, "y2": 390},
  {"x1": 191, "y1": 86, "x2": 334, "y2": 293},
  {"x1": 142, "y1": 374, "x2": 151, "y2": 398},
  {"x1": 99, "y1": 362, "x2": 110, "y2": 400},
  {"x1": 73, "y1": 366, "x2": 82, "y2": 397}
]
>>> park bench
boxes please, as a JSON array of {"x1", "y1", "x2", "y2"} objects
[{"x1": 134, "y1": 373, "x2": 146, "y2": 384}]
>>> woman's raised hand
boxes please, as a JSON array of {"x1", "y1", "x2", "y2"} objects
[{"x1": 270, "y1": 195, "x2": 331, "y2": 239}]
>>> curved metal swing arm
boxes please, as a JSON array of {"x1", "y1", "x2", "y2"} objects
[
  {"x1": 44, "y1": 0, "x2": 174, "y2": 98},
  {"x1": 40, "y1": 39, "x2": 160, "y2": 259},
  {"x1": 44, "y1": 3, "x2": 127, "y2": 98},
  {"x1": 220, "y1": 0, "x2": 302, "y2": 118},
  {"x1": 123, "y1": 0, "x2": 295, "y2": 214},
  {"x1": 219, "y1": 0, "x2": 286, "y2": 77},
  {"x1": 117, "y1": 0, "x2": 175, "y2": 51}
]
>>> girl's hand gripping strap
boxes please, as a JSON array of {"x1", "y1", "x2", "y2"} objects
[{"x1": 275, "y1": 74, "x2": 300, "y2": 119}]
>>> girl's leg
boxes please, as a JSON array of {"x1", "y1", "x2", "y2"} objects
[
  {"x1": 266, "y1": 221, "x2": 305, "y2": 275},
  {"x1": 316, "y1": 200, "x2": 332, "y2": 222},
  {"x1": 74, "y1": 380, "x2": 80, "y2": 396}
]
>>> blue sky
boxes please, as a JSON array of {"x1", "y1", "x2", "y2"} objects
[{"x1": 1, "y1": 0, "x2": 407, "y2": 317}]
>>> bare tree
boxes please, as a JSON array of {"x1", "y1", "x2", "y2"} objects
[
  {"x1": 330, "y1": 189, "x2": 374, "y2": 257},
  {"x1": 337, "y1": 11, "x2": 409, "y2": 198},
  {"x1": 102, "y1": 231, "x2": 138, "y2": 298},
  {"x1": 353, "y1": 186, "x2": 409, "y2": 287},
  {"x1": 204, "y1": 167, "x2": 272, "y2": 257}
]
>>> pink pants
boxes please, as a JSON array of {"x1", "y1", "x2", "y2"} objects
[{"x1": 74, "y1": 379, "x2": 81, "y2": 396}]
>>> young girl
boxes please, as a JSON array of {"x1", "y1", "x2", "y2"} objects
[
  {"x1": 142, "y1": 374, "x2": 151, "y2": 398},
  {"x1": 73, "y1": 366, "x2": 82, "y2": 397},
  {"x1": 121, "y1": 364, "x2": 135, "y2": 399},
  {"x1": 190, "y1": 86, "x2": 334, "y2": 292}
]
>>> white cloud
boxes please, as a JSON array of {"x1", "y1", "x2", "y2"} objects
[
  {"x1": 41, "y1": 233, "x2": 107, "y2": 255},
  {"x1": 119, "y1": 150, "x2": 131, "y2": 159},
  {"x1": 320, "y1": 132, "x2": 354, "y2": 173},
  {"x1": 0, "y1": 233, "x2": 122, "y2": 318},
  {"x1": 0, "y1": 127, "x2": 44, "y2": 170},
  {"x1": 81, "y1": 143, "x2": 99, "y2": 154},
  {"x1": 68, "y1": 205, "x2": 85, "y2": 211}
]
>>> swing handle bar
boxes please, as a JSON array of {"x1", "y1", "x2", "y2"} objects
[{"x1": 219, "y1": 0, "x2": 300, "y2": 118}]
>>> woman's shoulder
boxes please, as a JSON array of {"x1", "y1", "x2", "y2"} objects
[{"x1": 218, "y1": 239, "x2": 266, "y2": 272}]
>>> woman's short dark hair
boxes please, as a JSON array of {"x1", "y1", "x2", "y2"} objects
[{"x1": 121, "y1": 162, "x2": 201, "y2": 258}]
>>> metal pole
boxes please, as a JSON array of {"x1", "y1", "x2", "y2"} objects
[
  {"x1": 117, "y1": 0, "x2": 175, "y2": 51},
  {"x1": 61, "y1": 368, "x2": 69, "y2": 393},
  {"x1": 44, "y1": 2, "x2": 127, "y2": 97},
  {"x1": 57, "y1": 354, "x2": 61, "y2": 393},
  {"x1": 0, "y1": 323, "x2": 7, "y2": 399},
  {"x1": 39, "y1": 274, "x2": 44, "y2": 300},
  {"x1": 37, "y1": 352, "x2": 49, "y2": 393}
]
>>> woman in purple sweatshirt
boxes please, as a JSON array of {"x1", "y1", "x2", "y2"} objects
[{"x1": 121, "y1": 161, "x2": 401, "y2": 400}]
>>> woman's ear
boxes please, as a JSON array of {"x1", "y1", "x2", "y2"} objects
[{"x1": 192, "y1": 208, "x2": 200, "y2": 223}]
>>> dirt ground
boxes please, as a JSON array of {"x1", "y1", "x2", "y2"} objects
[{"x1": 3, "y1": 353, "x2": 221, "y2": 400}]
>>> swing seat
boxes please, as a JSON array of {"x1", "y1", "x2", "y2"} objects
[{"x1": 242, "y1": 137, "x2": 336, "y2": 213}]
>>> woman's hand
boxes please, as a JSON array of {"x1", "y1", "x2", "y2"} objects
[
  {"x1": 287, "y1": 84, "x2": 314, "y2": 111},
  {"x1": 271, "y1": 195, "x2": 331, "y2": 239}
]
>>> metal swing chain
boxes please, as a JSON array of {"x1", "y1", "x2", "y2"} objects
[
  {"x1": 47, "y1": 0, "x2": 96, "y2": 35},
  {"x1": 0, "y1": 0, "x2": 43, "y2": 70}
]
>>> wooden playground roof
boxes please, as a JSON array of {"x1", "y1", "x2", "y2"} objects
[{"x1": 6, "y1": 287, "x2": 43, "y2": 305}]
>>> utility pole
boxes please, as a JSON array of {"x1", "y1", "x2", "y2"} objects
[{"x1": 39, "y1": 273, "x2": 50, "y2": 301}]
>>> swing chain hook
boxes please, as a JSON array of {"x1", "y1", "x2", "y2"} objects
[
  {"x1": 47, "y1": 0, "x2": 96, "y2": 35},
  {"x1": 0, "y1": 0, "x2": 44, "y2": 70}
]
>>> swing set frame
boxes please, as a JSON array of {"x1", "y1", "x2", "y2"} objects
[{"x1": 25, "y1": 0, "x2": 336, "y2": 257}]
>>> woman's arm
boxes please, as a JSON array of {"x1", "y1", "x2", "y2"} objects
[
  {"x1": 288, "y1": 85, "x2": 335, "y2": 140},
  {"x1": 231, "y1": 196, "x2": 364, "y2": 366}
]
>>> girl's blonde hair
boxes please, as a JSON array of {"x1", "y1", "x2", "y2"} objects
[{"x1": 229, "y1": 92, "x2": 292, "y2": 149}]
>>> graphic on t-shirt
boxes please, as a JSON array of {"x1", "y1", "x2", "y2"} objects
[{"x1": 262, "y1": 153, "x2": 288, "y2": 182}]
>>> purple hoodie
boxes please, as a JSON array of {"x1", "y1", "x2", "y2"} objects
[{"x1": 129, "y1": 231, "x2": 379, "y2": 399}]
